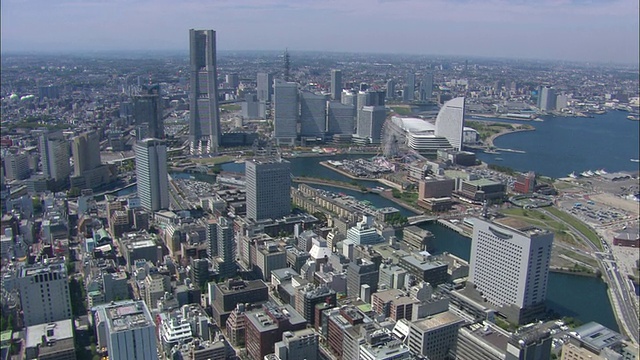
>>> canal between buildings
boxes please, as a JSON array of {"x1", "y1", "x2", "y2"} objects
[{"x1": 117, "y1": 154, "x2": 619, "y2": 330}]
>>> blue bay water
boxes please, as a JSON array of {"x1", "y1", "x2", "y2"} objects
[{"x1": 475, "y1": 111, "x2": 640, "y2": 178}]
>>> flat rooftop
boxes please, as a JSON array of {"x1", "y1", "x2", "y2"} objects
[
  {"x1": 411, "y1": 311, "x2": 462, "y2": 331},
  {"x1": 245, "y1": 303, "x2": 305, "y2": 332},
  {"x1": 373, "y1": 289, "x2": 418, "y2": 305},
  {"x1": 217, "y1": 279, "x2": 267, "y2": 294},
  {"x1": 401, "y1": 254, "x2": 447, "y2": 271},
  {"x1": 26, "y1": 319, "x2": 74, "y2": 349},
  {"x1": 462, "y1": 322, "x2": 510, "y2": 352},
  {"x1": 571, "y1": 322, "x2": 624, "y2": 351},
  {"x1": 97, "y1": 300, "x2": 154, "y2": 333}
]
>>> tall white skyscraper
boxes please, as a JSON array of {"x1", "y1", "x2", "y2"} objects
[
  {"x1": 539, "y1": 87, "x2": 557, "y2": 112},
  {"x1": 273, "y1": 80, "x2": 299, "y2": 146},
  {"x1": 189, "y1": 29, "x2": 220, "y2": 155},
  {"x1": 434, "y1": 97, "x2": 465, "y2": 151},
  {"x1": 245, "y1": 158, "x2": 291, "y2": 221},
  {"x1": 469, "y1": 217, "x2": 553, "y2": 324},
  {"x1": 93, "y1": 300, "x2": 158, "y2": 360},
  {"x1": 18, "y1": 261, "x2": 72, "y2": 326},
  {"x1": 356, "y1": 106, "x2": 386, "y2": 143},
  {"x1": 135, "y1": 138, "x2": 168, "y2": 212},
  {"x1": 330, "y1": 69, "x2": 342, "y2": 101}
]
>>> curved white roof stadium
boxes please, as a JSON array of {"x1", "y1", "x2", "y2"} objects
[{"x1": 435, "y1": 97, "x2": 465, "y2": 151}]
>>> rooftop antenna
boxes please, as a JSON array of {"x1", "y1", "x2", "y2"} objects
[
  {"x1": 284, "y1": 48, "x2": 291, "y2": 82},
  {"x1": 482, "y1": 200, "x2": 488, "y2": 219}
]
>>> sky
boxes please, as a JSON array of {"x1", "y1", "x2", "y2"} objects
[{"x1": 1, "y1": 0, "x2": 639, "y2": 64}]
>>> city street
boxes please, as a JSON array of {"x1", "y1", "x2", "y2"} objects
[{"x1": 539, "y1": 208, "x2": 639, "y2": 345}]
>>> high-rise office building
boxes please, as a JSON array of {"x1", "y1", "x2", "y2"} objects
[
  {"x1": 346, "y1": 258, "x2": 379, "y2": 299},
  {"x1": 299, "y1": 91, "x2": 327, "y2": 140},
  {"x1": 538, "y1": 87, "x2": 557, "y2": 112},
  {"x1": 419, "y1": 72, "x2": 433, "y2": 101},
  {"x1": 3, "y1": 153, "x2": 30, "y2": 180},
  {"x1": 405, "y1": 73, "x2": 416, "y2": 101},
  {"x1": 133, "y1": 84, "x2": 164, "y2": 139},
  {"x1": 245, "y1": 158, "x2": 291, "y2": 221},
  {"x1": 356, "y1": 106, "x2": 386, "y2": 143},
  {"x1": 273, "y1": 80, "x2": 299, "y2": 146},
  {"x1": 72, "y1": 131, "x2": 101, "y2": 176},
  {"x1": 134, "y1": 138, "x2": 169, "y2": 211},
  {"x1": 434, "y1": 97, "x2": 465, "y2": 151},
  {"x1": 39, "y1": 130, "x2": 71, "y2": 186},
  {"x1": 257, "y1": 72, "x2": 274, "y2": 102},
  {"x1": 386, "y1": 79, "x2": 396, "y2": 99},
  {"x1": 93, "y1": 300, "x2": 158, "y2": 360},
  {"x1": 330, "y1": 69, "x2": 342, "y2": 101},
  {"x1": 469, "y1": 217, "x2": 553, "y2": 324},
  {"x1": 189, "y1": 29, "x2": 220, "y2": 155},
  {"x1": 18, "y1": 261, "x2": 72, "y2": 326},
  {"x1": 70, "y1": 130, "x2": 112, "y2": 190},
  {"x1": 215, "y1": 217, "x2": 237, "y2": 279},
  {"x1": 226, "y1": 73, "x2": 239, "y2": 89},
  {"x1": 326, "y1": 101, "x2": 355, "y2": 135}
]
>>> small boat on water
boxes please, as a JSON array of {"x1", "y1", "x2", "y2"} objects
[
  {"x1": 631, "y1": 159, "x2": 640, "y2": 163},
  {"x1": 595, "y1": 169, "x2": 607, "y2": 175},
  {"x1": 627, "y1": 115, "x2": 639, "y2": 121},
  {"x1": 568, "y1": 172, "x2": 578, "y2": 179},
  {"x1": 495, "y1": 157, "x2": 504, "y2": 161}
]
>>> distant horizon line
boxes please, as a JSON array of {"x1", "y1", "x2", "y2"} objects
[{"x1": 1, "y1": 48, "x2": 638, "y2": 67}]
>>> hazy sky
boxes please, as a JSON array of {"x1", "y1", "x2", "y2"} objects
[{"x1": 2, "y1": 0, "x2": 639, "y2": 64}]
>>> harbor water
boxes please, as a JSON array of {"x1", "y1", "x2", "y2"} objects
[{"x1": 475, "y1": 111, "x2": 640, "y2": 178}]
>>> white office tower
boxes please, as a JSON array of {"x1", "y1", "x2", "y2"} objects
[
  {"x1": 330, "y1": 69, "x2": 342, "y2": 101},
  {"x1": 94, "y1": 300, "x2": 158, "y2": 360},
  {"x1": 39, "y1": 130, "x2": 71, "y2": 185},
  {"x1": 135, "y1": 138, "x2": 169, "y2": 211},
  {"x1": 274, "y1": 329, "x2": 319, "y2": 360},
  {"x1": 273, "y1": 80, "x2": 299, "y2": 145},
  {"x1": 539, "y1": 87, "x2": 557, "y2": 112},
  {"x1": 356, "y1": 106, "x2": 386, "y2": 144},
  {"x1": 434, "y1": 97, "x2": 465, "y2": 151},
  {"x1": 469, "y1": 218, "x2": 553, "y2": 324},
  {"x1": 299, "y1": 91, "x2": 327, "y2": 140},
  {"x1": 419, "y1": 72, "x2": 433, "y2": 101},
  {"x1": 18, "y1": 261, "x2": 72, "y2": 326},
  {"x1": 257, "y1": 72, "x2": 274, "y2": 102},
  {"x1": 245, "y1": 158, "x2": 291, "y2": 221},
  {"x1": 347, "y1": 215, "x2": 382, "y2": 245}
]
